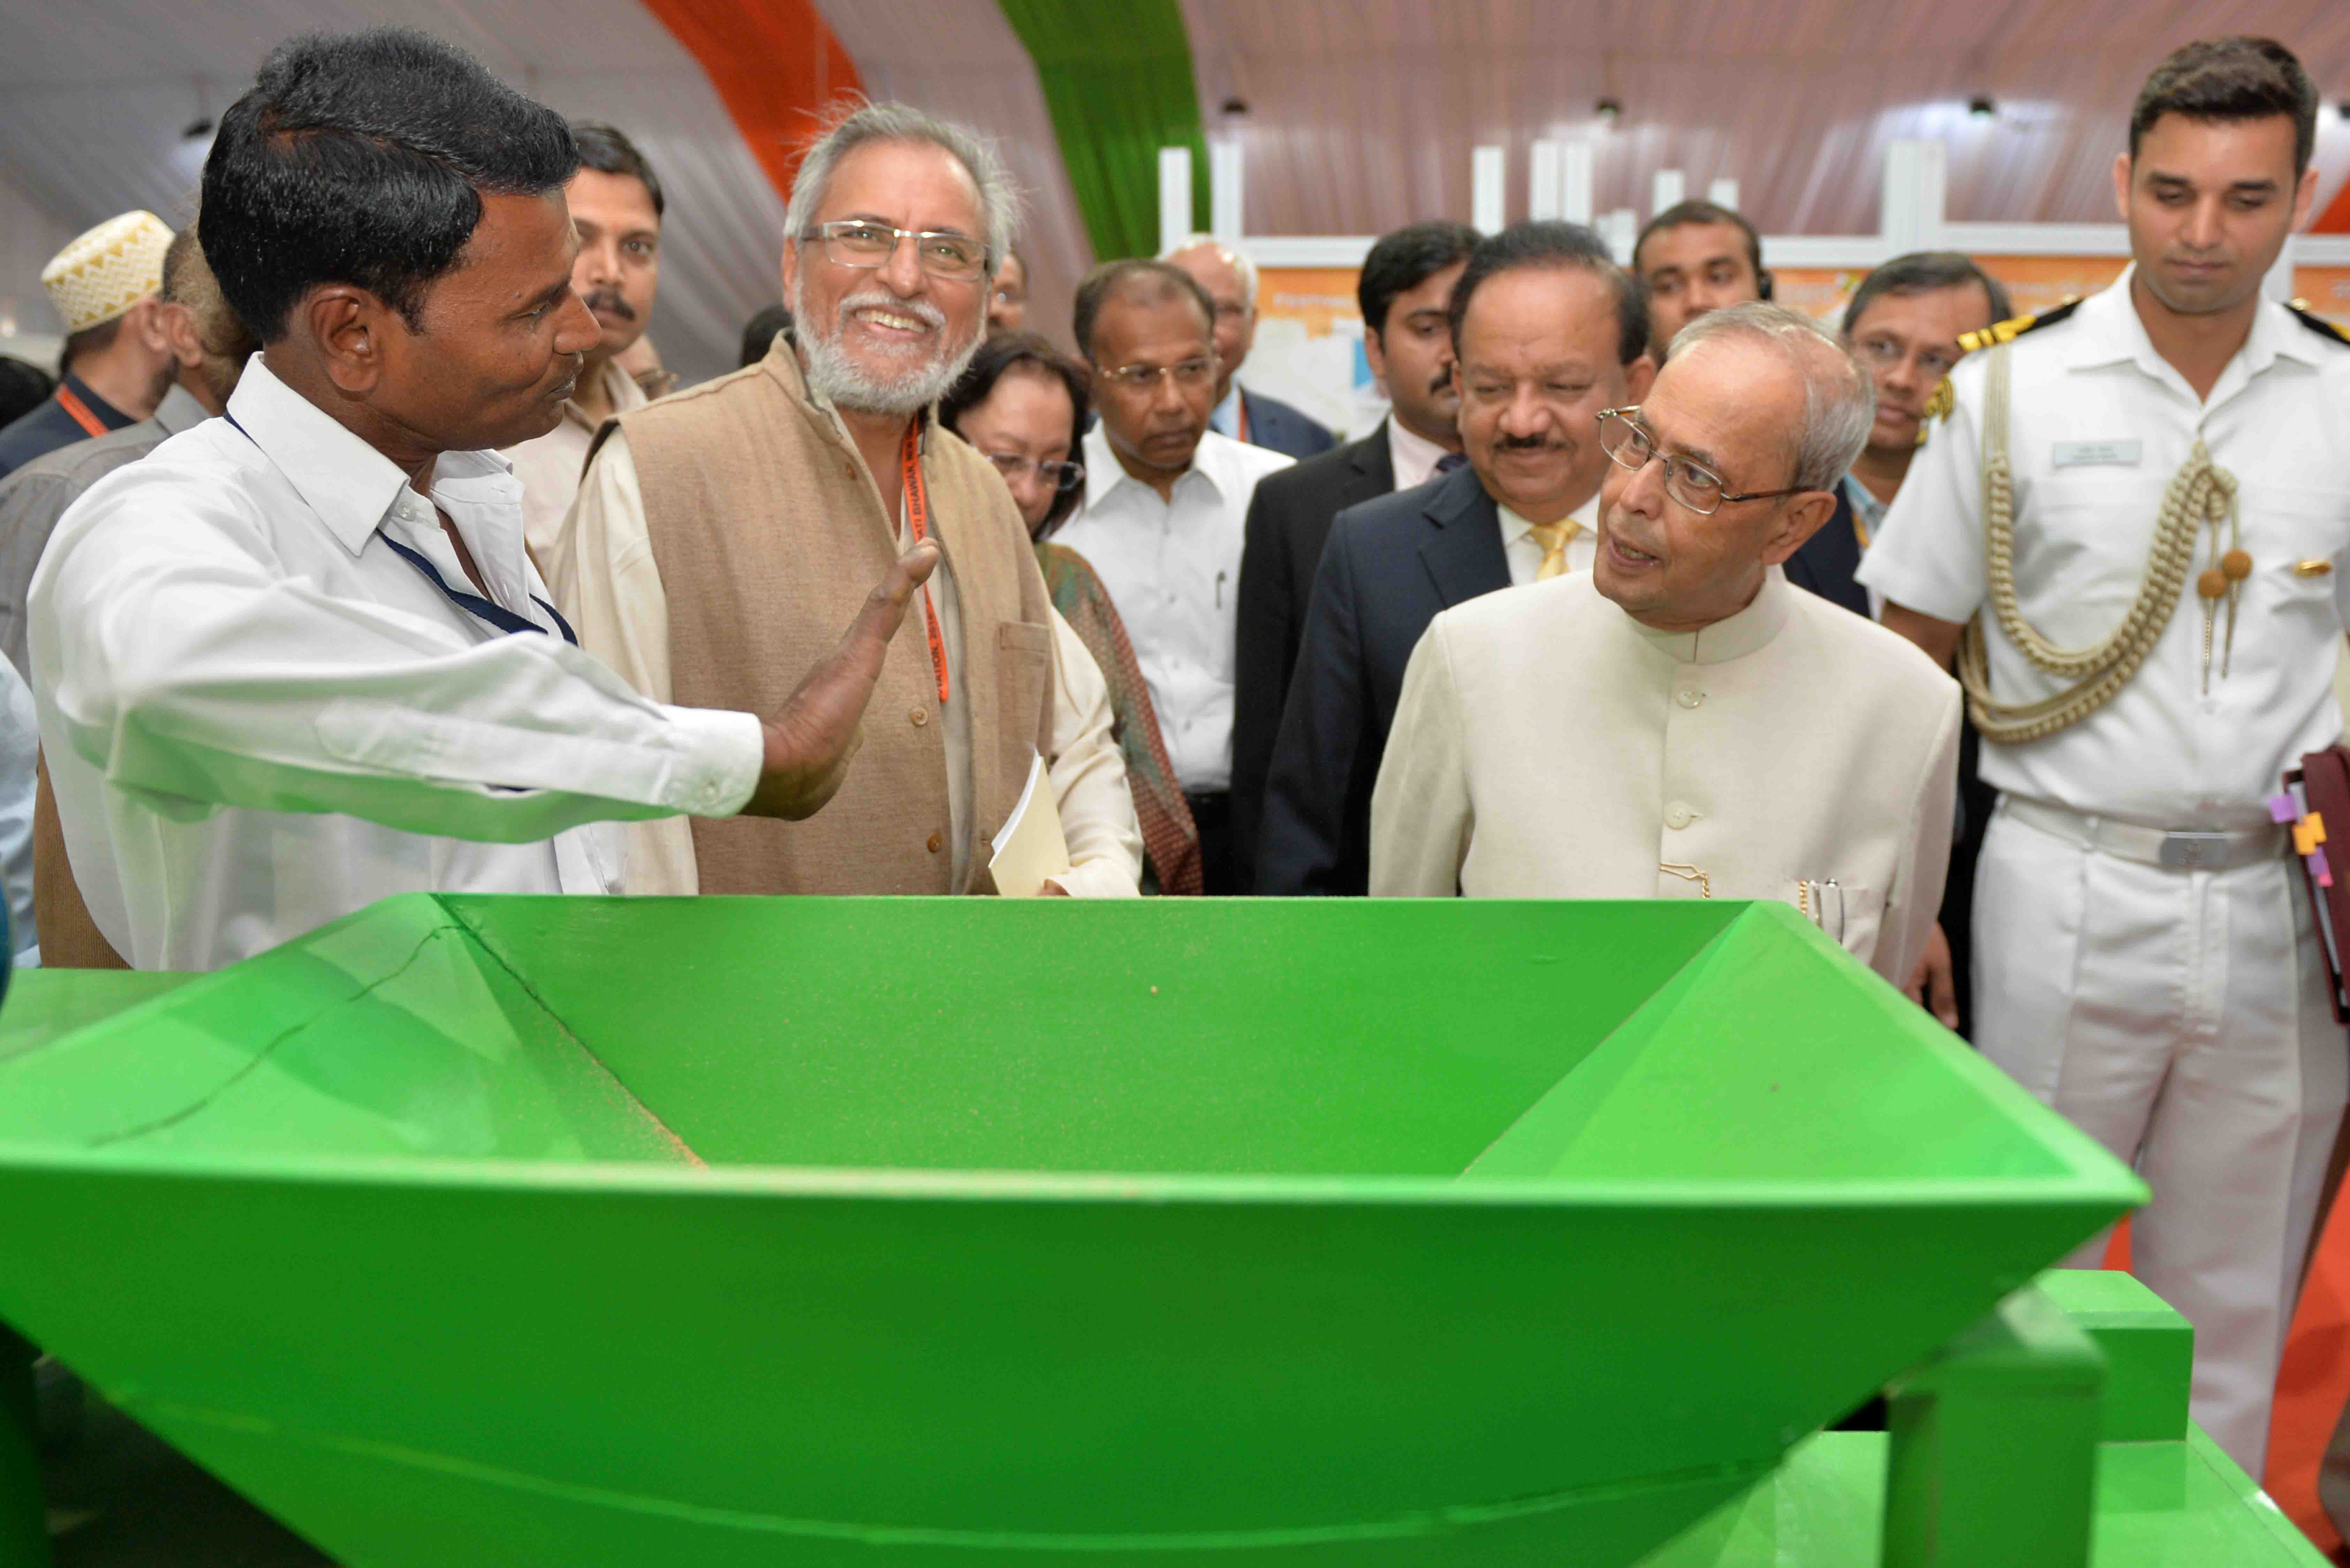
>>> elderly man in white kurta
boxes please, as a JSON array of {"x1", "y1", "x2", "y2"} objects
[{"x1": 1371, "y1": 304, "x2": 1961, "y2": 986}]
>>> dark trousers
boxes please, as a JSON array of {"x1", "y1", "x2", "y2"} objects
[{"x1": 1186, "y1": 791, "x2": 1235, "y2": 895}]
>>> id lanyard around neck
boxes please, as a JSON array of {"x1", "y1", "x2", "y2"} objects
[
  {"x1": 222, "y1": 410, "x2": 576, "y2": 646},
  {"x1": 55, "y1": 383, "x2": 109, "y2": 438},
  {"x1": 901, "y1": 420, "x2": 950, "y2": 705}
]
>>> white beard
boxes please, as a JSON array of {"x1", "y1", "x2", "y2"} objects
[{"x1": 793, "y1": 279, "x2": 981, "y2": 418}]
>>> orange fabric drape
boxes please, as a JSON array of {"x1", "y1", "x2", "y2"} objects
[
  {"x1": 2270, "y1": 1198, "x2": 2350, "y2": 1553},
  {"x1": 634, "y1": 0, "x2": 863, "y2": 200},
  {"x1": 2315, "y1": 177, "x2": 2350, "y2": 236}
]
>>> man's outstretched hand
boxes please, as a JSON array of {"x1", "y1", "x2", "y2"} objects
[{"x1": 740, "y1": 540, "x2": 939, "y2": 819}]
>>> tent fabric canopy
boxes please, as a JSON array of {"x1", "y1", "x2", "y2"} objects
[{"x1": 2, "y1": 1, "x2": 2346, "y2": 375}]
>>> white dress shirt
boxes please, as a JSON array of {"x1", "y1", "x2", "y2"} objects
[
  {"x1": 0, "y1": 655, "x2": 37, "y2": 963},
  {"x1": 1857, "y1": 269, "x2": 2350, "y2": 829},
  {"x1": 1371, "y1": 569, "x2": 1961, "y2": 985},
  {"x1": 1496, "y1": 494, "x2": 1602, "y2": 586},
  {"x1": 1053, "y1": 427, "x2": 1294, "y2": 793},
  {"x1": 1382, "y1": 414, "x2": 1455, "y2": 494},
  {"x1": 28, "y1": 356, "x2": 763, "y2": 971}
]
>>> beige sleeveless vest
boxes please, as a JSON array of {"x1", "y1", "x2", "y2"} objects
[{"x1": 606, "y1": 339, "x2": 1055, "y2": 894}]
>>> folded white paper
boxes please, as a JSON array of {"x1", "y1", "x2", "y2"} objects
[{"x1": 989, "y1": 751, "x2": 1071, "y2": 897}]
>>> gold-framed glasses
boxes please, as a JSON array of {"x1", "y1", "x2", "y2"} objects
[
  {"x1": 984, "y1": 452, "x2": 1086, "y2": 493},
  {"x1": 1096, "y1": 357, "x2": 1216, "y2": 394},
  {"x1": 800, "y1": 221, "x2": 989, "y2": 282},
  {"x1": 1596, "y1": 407, "x2": 1809, "y2": 516}
]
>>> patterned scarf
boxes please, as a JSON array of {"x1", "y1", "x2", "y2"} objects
[{"x1": 1035, "y1": 542, "x2": 1203, "y2": 895}]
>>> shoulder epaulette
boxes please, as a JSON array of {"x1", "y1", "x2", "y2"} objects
[
  {"x1": 2287, "y1": 300, "x2": 2350, "y2": 348},
  {"x1": 1956, "y1": 297, "x2": 2081, "y2": 356}
]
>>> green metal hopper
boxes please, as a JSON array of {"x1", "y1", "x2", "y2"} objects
[{"x1": 0, "y1": 894, "x2": 2143, "y2": 1566}]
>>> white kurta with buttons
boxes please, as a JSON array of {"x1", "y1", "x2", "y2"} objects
[
  {"x1": 1368, "y1": 568, "x2": 1961, "y2": 985},
  {"x1": 28, "y1": 356, "x2": 764, "y2": 972},
  {"x1": 1053, "y1": 427, "x2": 1293, "y2": 793}
]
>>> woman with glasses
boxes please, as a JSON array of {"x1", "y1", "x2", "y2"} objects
[{"x1": 941, "y1": 336, "x2": 1202, "y2": 895}]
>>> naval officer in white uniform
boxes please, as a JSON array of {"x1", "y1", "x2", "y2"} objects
[
  {"x1": 1860, "y1": 36, "x2": 2350, "y2": 1476},
  {"x1": 1371, "y1": 302, "x2": 1960, "y2": 988}
]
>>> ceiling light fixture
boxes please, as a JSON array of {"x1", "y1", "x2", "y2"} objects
[
  {"x1": 1595, "y1": 98, "x2": 1623, "y2": 125},
  {"x1": 1968, "y1": 96, "x2": 1997, "y2": 121}
]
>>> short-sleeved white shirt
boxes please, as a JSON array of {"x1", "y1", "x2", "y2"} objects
[{"x1": 1857, "y1": 268, "x2": 2350, "y2": 830}]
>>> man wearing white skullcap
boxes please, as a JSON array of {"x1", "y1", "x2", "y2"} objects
[{"x1": 0, "y1": 211, "x2": 181, "y2": 479}]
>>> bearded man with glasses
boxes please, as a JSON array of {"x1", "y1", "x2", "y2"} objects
[
  {"x1": 553, "y1": 102, "x2": 1142, "y2": 899},
  {"x1": 1371, "y1": 302, "x2": 1961, "y2": 990},
  {"x1": 1054, "y1": 260, "x2": 1294, "y2": 893}
]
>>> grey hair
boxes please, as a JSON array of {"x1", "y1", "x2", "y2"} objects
[
  {"x1": 1668, "y1": 302, "x2": 1876, "y2": 491},
  {"x1": 1162, "y1": 234, "x2": 1258, "y2": 314},
  {"x1": 784, "y1": 101, "x2": 1023, "y2": 280}
]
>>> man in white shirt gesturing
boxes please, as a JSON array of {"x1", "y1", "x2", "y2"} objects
[{"x1": 28, "y1": 27, "x2": 934, "y2": 971}]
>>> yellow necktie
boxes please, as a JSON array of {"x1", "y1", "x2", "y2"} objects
[{"x1": 1527, "y1": 520, "x2": 1581, "y2": 581}]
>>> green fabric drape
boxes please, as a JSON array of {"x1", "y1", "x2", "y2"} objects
[{"x1": 997, "y1": 0, "x2": 1212, "y2": 265}]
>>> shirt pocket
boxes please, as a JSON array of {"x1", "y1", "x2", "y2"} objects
[
  {"x1": 994, "y1": 620, "x2": 1054, "y2": 789},
  {"x1": 1790, "y1": 877, "x2": 1884, "y2": 967},
  {"x1": 2239, "y1": 481, "x2": 2350, "y2": 626}
]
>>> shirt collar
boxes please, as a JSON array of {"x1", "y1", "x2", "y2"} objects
[
  {"x1": 555, "y1": 358, "x2": 649, "y2": 433},
  {"x1": 1209, "y1": 385, "x2": 1242, "y2": 438},
  {"x1": 1619, "y1": 564, "x2": 1794, "y2": 666},
  {"x1": 1081, "y1": 423, "x2": 1226, "y2": 506},
  {"x1": 151, "y1": 383, "x2": 211, "y2": 437},
  {"x1": 1495, "y1": 491, "x2": 1600, "y2": 545},
  {"x1": 1840, "y1": 472, "x2": 1888, "y2": 537},
  {"x1": 2062, "y1": 264, "x2": 2320, "y2": 385},
  {"x1": 1383, "y1": 413, "x2": 1454, "y2": 492},
  {"x1": 224, "y1": 355, "x2": 515, "y2": 556}
]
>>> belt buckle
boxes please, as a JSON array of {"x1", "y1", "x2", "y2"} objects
[{"x1": 2157, "y1": 831, "x2": 2231, "y2": 870}]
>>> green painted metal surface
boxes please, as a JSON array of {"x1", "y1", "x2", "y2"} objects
[
  {"x1": 1636, "y1": 1425, "x2": 2329, "y2": 1567},
  {"x1": 0, "y1": 895, "x2": 2145, "y2": 1565}
]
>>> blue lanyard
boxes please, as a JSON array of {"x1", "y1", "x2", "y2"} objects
[{"x1": 223, "y1": 411, "x2": 576, "y2": 646}]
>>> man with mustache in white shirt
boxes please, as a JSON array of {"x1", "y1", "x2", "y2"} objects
[{"x1": 29, "y1": 29, "x2": 936, "y2": 972}]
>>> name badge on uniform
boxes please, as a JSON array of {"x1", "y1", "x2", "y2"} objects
[{"x1": 2051, "y1": 440, "x2": 2143, "y2": 469}]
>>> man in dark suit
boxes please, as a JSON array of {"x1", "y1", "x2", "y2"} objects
[
  {"x1": 1829, "y1": 251, "x2": 2010, "y2": 616},
  {"x1": 1164, "y1": 235, "x2": 1337, "y2": 460},
  {"x1": 1830, "y1": 251, "x2": 2010, "y2": 1034},
  {"x1": 1784, "y1": 485, "x2": 1868, "y2": 616},
  {"x1": 1257, "y1": 222, "x2": 1654, "y2": 894},
  {"x1": 1229, "y1": 222, "x2": 1479, "y2": 882}
]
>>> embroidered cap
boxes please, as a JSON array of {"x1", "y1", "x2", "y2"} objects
[{"x1": 41, "y1": 211, "x2": 173, "y2": 336}]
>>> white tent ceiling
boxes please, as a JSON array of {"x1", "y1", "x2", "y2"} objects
[
  {"x1": 1177, "y1": 0, "x2": 2350, "y2": 237},
  {"x1": 1, "y1": 1, "x2": 2345, "y2": 376}
]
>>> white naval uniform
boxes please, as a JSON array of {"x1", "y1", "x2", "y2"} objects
[
  {"x1": 1856, "y1": 269, "x2": 2350, "y2": 1476},
  {"x1": 1368, "y1": 568, "x2": 1961, "y2": 987}
]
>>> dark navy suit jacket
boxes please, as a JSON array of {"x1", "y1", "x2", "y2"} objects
[
  {"x1": 1256, "y1": 464, "x2": 1511, "y2": 895},
  {"x1": 1783, "y1": 484, "x2": 1869, "y2": 617},
  {"x1": 1231, "y1": 423, "x2": 1396, "y2": 886}
]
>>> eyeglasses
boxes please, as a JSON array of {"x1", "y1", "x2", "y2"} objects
[
  {"x1": 1853, "y1": 335, "x2": 1962, "y2": 381},
  {"x1": 984, "y1": 452, "x2": 1085, "y2": 493},
  {"x1": 1095, "y1": 357, "x2": 1216, "y2": 395},
  {"x1": 799, "y1": 221, "x2": 989, "y2": 283},
  {"x1": 1596, "y1": 407, "x2": 1810, "y2": 516}
]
